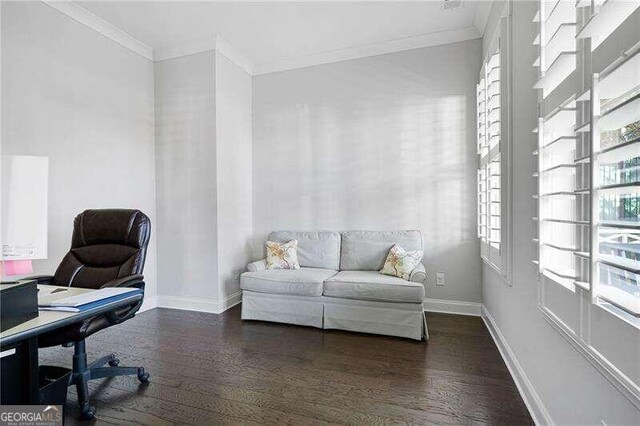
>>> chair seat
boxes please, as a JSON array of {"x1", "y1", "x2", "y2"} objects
[
  {"x1": 241, "y1": 267, "x2": 338, "y2": 297},
  {"x1": 324, "y1": 271, "x2": 425, "y2": 303},
  {"x1": 37, "y1": 302, "x2": 141, "y2": 348}
]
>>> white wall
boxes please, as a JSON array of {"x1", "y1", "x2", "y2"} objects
[
  {"x1": 215, "y1": 52, "x2": 252, "y2": 301},
  {"x1": 253, "y1": 40, "x2": 482, "y2": 303},
  {"x1": 154, "y1": 51, "x2": 218, "y2": 301},
  {"x1": 154, "y1": 49, "x2": 252, "y2": 310},
  {"x1": 1, "y1": 1, "x2": 158, "y2": 304},
  {"x1": 481, "y1": 1, "x2": 640, "y2": 424}
]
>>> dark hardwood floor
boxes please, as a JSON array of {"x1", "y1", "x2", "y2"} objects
[{"x1": 40, "y1": 306, "x2": 533, "y2": 425}]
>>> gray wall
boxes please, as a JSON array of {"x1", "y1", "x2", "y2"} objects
[
  {"x1": 154, "y1": 51, "x2": 218, "y2": 301},
  {"x1": 215, "y1": 52, "x2": 253, "y2": 301},
  {"x1": 1, "y1": 1, "x2": 158, "y2": 305},
  {"x1": 481, "y1": 1, "x2": 640, "y2": 424},
  {"x1": 253, "y1": 40, "x2": 482, "y2": 303}
]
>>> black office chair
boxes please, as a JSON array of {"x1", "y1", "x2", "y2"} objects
[{"x1": 29, "y1": 209, "x2": 151, "y2": 420}]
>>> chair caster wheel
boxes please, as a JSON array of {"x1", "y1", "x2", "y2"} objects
[
  {"x1": 137, "y1": 368, "x2": 149, "y2": 383},
  {"x1": 108, "y1": 358, "x2": 120, "y2": 367},
  {"x1": 80, "y1": 406, "x2": 96, "y2": 420}
]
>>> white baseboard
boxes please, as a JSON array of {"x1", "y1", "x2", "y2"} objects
[
  {"x1": 139, "y1": 296, "x2": 158, "y2": 313},
  {"x1": 155, "y1": 291, "x2": 242, "y2": 314},
  {"x1": 423, "y1": 298, "x2": 482, "y2": 316},
  {"x1": 482, "y1": 306, "x2": 553, "y2": 426},
  {"x1": 221, "y1": 291, "x2": 243, "y2": 312}
]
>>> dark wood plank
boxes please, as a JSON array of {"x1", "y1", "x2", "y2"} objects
[{"x1": 40, "y1": 306, "x2": 533, "y2": 425}]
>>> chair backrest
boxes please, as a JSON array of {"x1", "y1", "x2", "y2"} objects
[
  {"x1": 53, "y1": 209, "x2": 151, "y2": 289},
  {"x1": 339, "y1": 230, "x2": 423, "y2": 271},
  {"x1": 268, "y1": 231, "x2": 341, "y2": 270}
]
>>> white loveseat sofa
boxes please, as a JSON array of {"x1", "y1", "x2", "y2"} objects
[{"x1": 240, "y1": 230, "x2": 428, "y2": 340}]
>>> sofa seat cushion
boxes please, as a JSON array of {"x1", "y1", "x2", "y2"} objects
[
  {"x1": 324, "y1": 271, "x2": 425, "y2": 303},
  {"x1": 241, "y1": 267, "x2": 338, "y2": 297}
]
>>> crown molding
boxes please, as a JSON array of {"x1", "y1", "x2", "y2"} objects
[
  {"x1": 253, "y1": 26, "x2": 481, "y2": 76},
  {"x1": 153, "y1": 35, "x2": 253, "y2": 75},
  {"x1": 41, "y1": 0, "x2": 153, "y2": 61},
  {"x1": 473, "y1": 0, "x2": 494, "y2": 37},
  {"x1": 43, "y1": 0, "x2": 255, "y2": 76},
  {"x1": 39, "y1": 1, "x2": 481, "y2": 77},
  {"x1": 153, "y1": 37, "x2": 216, "y2": 63},
  {"x1": 214, "y1": 35, "x2": 253, "y2": 76}
]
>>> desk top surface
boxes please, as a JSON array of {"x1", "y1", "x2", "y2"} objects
[{"x1": 0, "y1": 285, "x2": 143, "y2": 347}]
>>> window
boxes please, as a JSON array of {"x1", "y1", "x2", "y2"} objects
[
  {"x1": 534, "y1": 0, "x2": 640, "y2": 406},
  {"x1": 533, "y1": 0, "x2": 576, "y2": 96},
  {"x1": 534, "y1": 0, "x2": 640, "y2": 316},
  {"x1": 592, "y1": 50, "x2": 640, "y2": 316},
  {"x1": 477, "y1": 45, "x2": 501, "y2": 258},
  {"x1": 478, "y1": 9, "x2": 512, "y2": 281}
]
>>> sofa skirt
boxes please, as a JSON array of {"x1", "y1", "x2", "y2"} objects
[
  {"x1": 241, "y1": 291, "x2": 324, "y2": 328},
  {"x1": 241, "y1": 291, "x2": 426, "y2": 340},
  {"x1": 324, "y1": 297, "x2": 425, "y2": 341}
]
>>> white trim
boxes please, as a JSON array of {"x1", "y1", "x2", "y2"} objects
[
  {"x1": 253, "y1": 26, "x2": 481, "y2": 76},
  {"x1": 214, "y1": 35, "x2": 253, "y2": 76},
  {"x1": 37, "y1": 3, "x2": 480, "y2": 76},
  {"x1": 155, "y1": 291, "x2": 242, "y2": 314},
  {"x1": 423, "y1": 298, "x2": 482, "y2": 316},
  {"x1": 153, "y1": 35, "x2": 254, "y2": 76},
  {"x1": 222, "y1": 291, "x2": 244, "y2": 312},
  {"x1": 138, "y1": 295, "x2": 158, "y2": 313},
  {"x1": 153, "y1": 37, "x2": 215, "y2": 63},
  {"x1": 540, "y1": 305, "x2": 640, "y2": 410},
  {"x1": 473, "y1": 0, "x2": 493, "y2": 37},
  {"x1": 482, "y1": 306, "x2": 553, "y2": 426},
  {"x1": 41, "y1": 0, "x2": 153, "y2": 61}
]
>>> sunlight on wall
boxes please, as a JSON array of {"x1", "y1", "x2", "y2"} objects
[{"x1": 253, "y1": 41, "x2": 481, "y2": 302}]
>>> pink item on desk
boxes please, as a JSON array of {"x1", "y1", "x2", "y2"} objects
[{"x1": 2, "y1": 260, "x2": 34, "y2": 276}]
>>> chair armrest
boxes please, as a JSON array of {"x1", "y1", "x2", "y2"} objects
[
  {"x1": 247, "y1": 259, "x2": 267, "y2": 272},
  {"x1": 23, "y1": 275, "x2": 55, "y2": 285},
  {"x1": 409, "y1": 263, "x2": 427, "y2": 284},
  {"x1": 100, "y1": 274, "x2": 145, "y2": 290},
  {"x1": 100, "y1": 274, "x2": 145, "y2": 325}
]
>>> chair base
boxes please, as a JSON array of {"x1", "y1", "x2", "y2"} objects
[{"x1": 70, "y1": 340, "x2": 149, "y2": 420}]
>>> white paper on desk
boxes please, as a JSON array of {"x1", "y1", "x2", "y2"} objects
[{"x1": 38, "y1": 287, "x2": 139, "y2": 308}]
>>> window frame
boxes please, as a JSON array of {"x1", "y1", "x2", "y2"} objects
[
  {"x1": 478, "y1": 5, "x2": 513, "y2": 285},
  {"x1": 533, "y1": 0, "x2": 640, "y2": 408}
]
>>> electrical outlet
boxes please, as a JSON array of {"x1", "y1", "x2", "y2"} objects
[{"x1": 436, "y1": 272, "x2": 446, "y2": 286}]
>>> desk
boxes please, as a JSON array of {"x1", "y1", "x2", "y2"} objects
[{"x1": 0, "y1": 285, "x2": 143, "y2": 404}]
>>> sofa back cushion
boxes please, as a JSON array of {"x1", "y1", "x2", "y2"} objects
[
  {"x1": 340, "y1": 230, "x2": 423, "y2": 271},
  {"x1": 268, "y1": 231, "x2": 341, "y2": 270}
]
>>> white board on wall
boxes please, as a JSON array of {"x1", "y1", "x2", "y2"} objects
[{"x1": 1, "y1": 155, "x2": 49, "y2": 260}]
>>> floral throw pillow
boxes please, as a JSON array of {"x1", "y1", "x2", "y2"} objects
[
  {"x1": 266, "y1": 240, "x2": 300, "y2": 270},
  {"x1": 380, "y1": 244, "x2": 423, "y2": 280}
]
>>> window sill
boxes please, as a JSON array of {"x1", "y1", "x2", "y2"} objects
[
  {"x1": 598, "y1": 301, "x2": 640, "y2": 331},
  {"x1": 540, "y1": 304, "x2": 640, "y2": 408},
  {"x1": 481, "y1": 256, "x2": 512, "y2": 286}
]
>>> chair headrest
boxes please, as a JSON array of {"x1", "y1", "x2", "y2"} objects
[{"x1": 71, "y1": 209, "x2": 150, "y2": 249}]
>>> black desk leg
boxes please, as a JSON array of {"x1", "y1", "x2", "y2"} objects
[{"x1": 0, "y1": 337, "x2": 39, "y2": 404}]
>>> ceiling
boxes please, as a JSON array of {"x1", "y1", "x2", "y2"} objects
[{"x1": 79, "y1": 1, "x2": 490, "y2": 68}]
